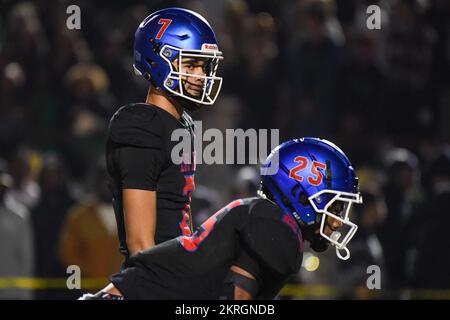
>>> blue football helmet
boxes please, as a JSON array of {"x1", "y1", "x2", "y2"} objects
[
  {"x1": 133, "y1": 8, "x2": 223, "y2": 105},
  {"x1": 259, "y1": 137, "x2": 362, "y2": 260}
]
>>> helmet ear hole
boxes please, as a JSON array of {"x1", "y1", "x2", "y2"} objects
[
  {"x1": 145, "y1": 58, "x2": 156, "y2": 68},
  {"x1": 149, "y1": 38, "x2": 162, "y2": 53},
  {"x1": 299, "y1": 192, "x2": 309, "y2": 206}
]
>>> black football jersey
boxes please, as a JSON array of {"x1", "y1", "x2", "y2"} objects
[
  {"x1": 110, "y1": 197, "x2": 304, "y2": 299},
  {"x1": 106, "y1": 103, "x2": 196, "y2": 261}
]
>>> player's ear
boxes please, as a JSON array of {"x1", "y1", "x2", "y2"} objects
[{"x1": 298, "y1": 192, "x2": 309, "y2": 206}]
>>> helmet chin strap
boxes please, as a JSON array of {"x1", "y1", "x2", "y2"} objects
[
  {"x1": 336, "y1": 246, "x2": 350, "y2": 260},
  {"x1": 330, "y1": 231, "x2": 351, "y2": 260}
]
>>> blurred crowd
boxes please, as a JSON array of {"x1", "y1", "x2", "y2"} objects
[{"x1": 0, "y1": 0, "x2": 449, "y2": 299}]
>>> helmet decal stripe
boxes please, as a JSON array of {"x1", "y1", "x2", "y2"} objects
[{"x1": 325, "y1": 160, "x2": 333, "y2": 189}]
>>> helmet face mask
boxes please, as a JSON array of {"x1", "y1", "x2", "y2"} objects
[
  {"x1": 160, "y1": 44, "x2": 223, "y2": 105},
  {"x1": 309, "y1": 189, "x2": 362, "y2": 260}
]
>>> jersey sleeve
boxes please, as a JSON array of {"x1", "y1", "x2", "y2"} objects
[
  {"x1": 118, "y1": 146, "x2": 163, "y2": 190},
  {"x1": 233, "y1": 247, "x2": 261, "y2": 282},
  {"x1": 108, "y1": 104, "x2": 164, "y2": 148},
  {"x1": 239, "y1": 200, "x2": 303, "y2": 276},
  {"x1": 108, "y1": 104, "x2": 167, "y2": 191},
  {"x1": 232, "y1": 243, "x2": 292, "y2": 300}
]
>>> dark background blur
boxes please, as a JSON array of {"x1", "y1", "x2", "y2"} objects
[{"x1": 0, "y1": 0, "x2": 449, "y2": 300}]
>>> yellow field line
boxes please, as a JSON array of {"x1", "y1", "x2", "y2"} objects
[
  {"x1": 0, "y1": 277, "x2": 109, "y2": 290},
  {"x1": 280, "y1": 284, "x2": 450, "y2": 299},
  {"x1": 0, "y1": 278, "x2": 449, "y2": 299}
]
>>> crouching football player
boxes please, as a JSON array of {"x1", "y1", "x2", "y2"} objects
[{"x1": 80, "y1": 137, "x2": 362, "y2": 300}]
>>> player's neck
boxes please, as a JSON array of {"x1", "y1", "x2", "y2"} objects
[{"x1": 146, "y1": 88, "x2": 183, "y2": 120}]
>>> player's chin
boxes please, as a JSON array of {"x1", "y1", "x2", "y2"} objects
[
  {"x1": 179, "y1": 96, "x2": 204, "y2": 111},
  {"x1": 186, "y1": 88, "x2": 203, "y2": 98},
  {"x1": 320, "y1": 226, "x2": 333, "y2": 237}
]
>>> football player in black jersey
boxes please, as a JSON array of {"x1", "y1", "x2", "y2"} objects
[
  {"x1": 105, "y1": 7, "x2": 224, "y2": 273},
  {"x1": 81, "y1": 138, "x2": 362, "y2": 299}
]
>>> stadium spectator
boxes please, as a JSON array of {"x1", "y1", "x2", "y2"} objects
[
  {"x1": 30, "y1": 154, "x2": 75, "y2": 299},
  {"x1": 408, "y1": 147, "x2": 450, "y2": 291},
  {"x1": 59, "y1": 159, "x2": 123, "y2": 281},
  {"x1": 378, "y1": 148, "x2": 424, "y2": 289},
  {"x1": 0, "y1": 159, "x2": 34, "y2": 299}
]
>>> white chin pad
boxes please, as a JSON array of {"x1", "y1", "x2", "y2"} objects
[{"x1": 330, "y1": 231, "x2": 341, "y2": 242}]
